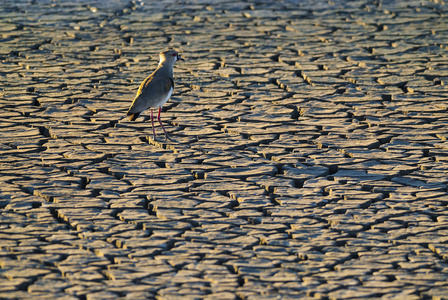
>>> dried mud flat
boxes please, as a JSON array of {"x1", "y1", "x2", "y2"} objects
[{"x1": 1, "y1": 0, "x2": 448, "y2": 299}]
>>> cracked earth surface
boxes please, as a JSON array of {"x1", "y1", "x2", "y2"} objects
[{"x1": 1, "y1": 0, "x2": 448, "y2": 299}]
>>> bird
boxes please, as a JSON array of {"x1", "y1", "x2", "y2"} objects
[{"x1": 127, "y1": 50, "x2": 184, "y2": 141}]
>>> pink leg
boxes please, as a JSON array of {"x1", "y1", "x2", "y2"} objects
[
  {"x1": 150, "y1": 109, "x2": 156, "y2": 139},
  {"x1": 157, "y1": 107, "x2": 170, "y2": 139}
]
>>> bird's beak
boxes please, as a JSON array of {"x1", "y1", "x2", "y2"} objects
[{"x1": 177, "y1": 55, "x2": 185, "y2": 61}]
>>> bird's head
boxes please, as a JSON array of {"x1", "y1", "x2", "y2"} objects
[{"x1": 160, "y1": 50, "x2": 184, "y2": 65}]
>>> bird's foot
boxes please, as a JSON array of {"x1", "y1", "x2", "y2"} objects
[{"x1": 164, "y1": 134, "x2": 176, "y2": 143}]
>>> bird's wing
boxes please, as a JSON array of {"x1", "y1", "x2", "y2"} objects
[
  {"x1": 138, "y1": 75, "x2": 173, "y2": 101},
  {"x1": 127, "y1": 73, "x2": 173, "y2": 114}
]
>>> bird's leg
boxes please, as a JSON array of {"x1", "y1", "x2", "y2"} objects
[
  {"x1": 150, "y1": 109, "x2": 157, "y2": 140},
  {"x1": 157, "y1": 107, "x2": 172, "y2": 141}
]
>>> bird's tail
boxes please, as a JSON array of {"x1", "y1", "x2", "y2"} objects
[{"x1": 127, "y1": 111, "x2": 140, "y2": 121}]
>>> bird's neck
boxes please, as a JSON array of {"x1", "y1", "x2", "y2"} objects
[{"x1": 157, "y1": 59, "x2": 174, "y2": 78}]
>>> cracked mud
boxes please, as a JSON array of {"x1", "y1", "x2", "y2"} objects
[{"x1": 1, "y1": 0, "x2": 448, "y2": 299}]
